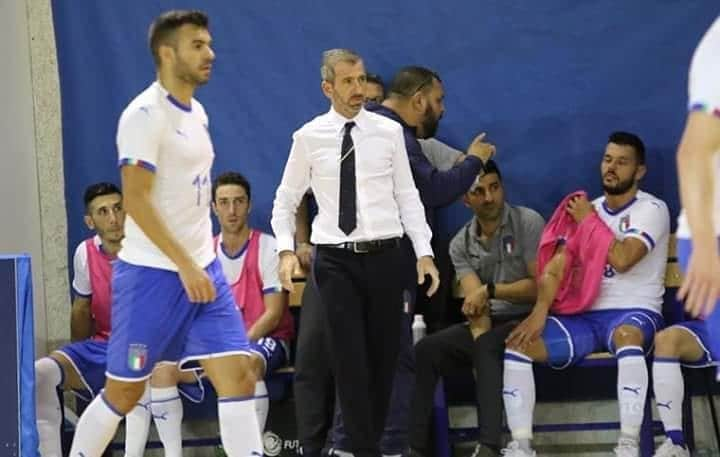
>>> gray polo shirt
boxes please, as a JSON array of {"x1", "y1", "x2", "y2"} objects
[{"x1": 449, "y1": 204, "x2": 545, "y2": 316}]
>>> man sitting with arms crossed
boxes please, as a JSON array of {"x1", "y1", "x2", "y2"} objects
[
  {"x1": 501, "y1": 132, "x2": 670, "y2": 457},
  {"x1": 409, "y1": 161, "x2": 544, "y2": 457},
  {"x1": 34, "y1": 182, "x2": 151, "y2": 457},
  {"x1": 144, "y1": 172, "x2": 294, "y2": 454}
]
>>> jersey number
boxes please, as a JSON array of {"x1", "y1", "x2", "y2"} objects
[
  {"x1": 193, "y1": 173, "x2": 210, "y2": 206},
  {"x1": 604, "y1": 264, "x2": 616, "y2": 278}
]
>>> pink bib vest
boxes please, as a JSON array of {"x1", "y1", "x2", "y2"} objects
[
  {"x1": 215, "y1": 230, "x2": 294, "y2": 341},
  {"x1": 85, "y1": 238, "x2": 114, "y2": 341}
]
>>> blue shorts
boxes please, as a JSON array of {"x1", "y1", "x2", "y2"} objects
[
  {"x1": 667, "y1": 320, "x2": 718, "y2": 368},
  {"x1": 677, "y1": 237, "x2": 720, "y2": 380},
  {"x1": 107, "y1": 258, "x2": 251, "y2": 381},
  {"x1": 250, "y1": 336, "x2": 289, "y2": 376},
  {"x1": 55, "y1": 339, "x2": 107, "y2": 401},
  {"x1": 543, "y1": 308, "x2": 664, "y2": 369}
]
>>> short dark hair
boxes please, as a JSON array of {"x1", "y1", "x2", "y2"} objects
[
  {"x1": 608, "y1": 131, "x2": 646, "y2": 165},
  {"x1": 148, "y1": 10, "x2": 209, "y2": 67},
  {"x1": 388, "y1": 66, "x2": 441, "y2": 98},
  {"x1": 482, "y1": 159, "x2": 502, "y2": 182},
  {"x1": 84, "y1": 182, "x2": 121, "y2": 213},
  {"x1": 366, "y1": 73, "x2": 384, "y2": 89},
  {"x1": 212, "y1": 172, "x2": 251, "y2": 202}
]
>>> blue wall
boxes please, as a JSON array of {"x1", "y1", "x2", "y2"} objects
[{"x1": 52, "y1": 1, "x2": 717, "y2": 260}]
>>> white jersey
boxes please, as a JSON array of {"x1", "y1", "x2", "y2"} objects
[
  {"x1": 215, "y1": 231, "x2": 282, "y2": 294},
  {"x1": 116, "y1": 81, "x2": 215, "y2": 271},
  {"x1": 591, "y1": 191, "x2": 670, "y2": 313},
  {"x1": 677, "y1": 16, "x2": 720, "y2": 239},
  {"x1": 71, "y1": 235, "x2": 100, "y2": 296}
]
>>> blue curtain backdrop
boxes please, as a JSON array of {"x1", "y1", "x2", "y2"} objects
[{"x1": 52, "y1": 1, "x2": 718, "y2": 260}]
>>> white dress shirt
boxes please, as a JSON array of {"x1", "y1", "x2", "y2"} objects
[{"x1": 271, "y1": 106, "x2": 433, "y2": 258}]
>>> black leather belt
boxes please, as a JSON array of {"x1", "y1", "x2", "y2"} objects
[{"x1": 318, "y1": 237, "x2": 401, "y2": 254}]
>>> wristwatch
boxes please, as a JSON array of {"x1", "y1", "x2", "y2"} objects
[{"x1": 486, "y1": 281, "x2": 495, "y2": 299}]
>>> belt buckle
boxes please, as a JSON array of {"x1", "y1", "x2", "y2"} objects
[{"x1": 352, "y1": 242, "x2": 370, "y2": 254}]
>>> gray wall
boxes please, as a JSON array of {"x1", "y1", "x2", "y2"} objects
[{"x1": 0, "y1": 0, "x2": 68, "y2": 355}]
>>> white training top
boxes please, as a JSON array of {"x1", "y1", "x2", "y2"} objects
[
  {"x1": 71, "y1": 235, "x2": 100, "y2": 296},
  {"x1": 116, "y1": 81, "x2": 216, "y2": 271},
  {"x1": 677, "y1": 16, "x2": 720, "y2": 238},
  {"x1": 591, "y1": 191, "x2": 670, "y2": 313},
  {"x1": 216, "y1": 231, "x2": 282, "y2": 295}
]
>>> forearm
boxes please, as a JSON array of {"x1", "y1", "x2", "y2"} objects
[
  {"x1": 533, "y1": 253, "x2": 565, "y2": 314},
  {"x1": 247, "y1": 309, "x2": 283, "y2": 341},
  {"x1": 678, "y1": 127, "x2": 716, "y2": 243},
  {"x1": 495, "y1": 278, "x2": 537, "y2": 304}
]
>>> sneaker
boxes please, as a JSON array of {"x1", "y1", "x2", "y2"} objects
[
  {"x1": 653, "y1": 438, "x2": 690, "y2": 457},
  {"x1": 500, "y1": 441, "x2": 536, "y2": 457},
  {"x1": 471, "y1": 443, "x2": 498, "y2": 457},
  {"x1": 614, "y1": 437, "x2": 639, "y2": 457}
]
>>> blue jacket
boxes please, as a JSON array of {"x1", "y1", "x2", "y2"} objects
[{"x1": 365, "y1": 102, "x2": 484, "y2": 229}]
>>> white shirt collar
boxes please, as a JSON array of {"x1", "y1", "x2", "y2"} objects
[{"x1": 327, "y1": 106, "x2": 367, "y2": 134}]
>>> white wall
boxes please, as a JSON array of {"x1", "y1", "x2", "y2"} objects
[
  {"x1": 0, "y1": 0, "x2": 48, "y2": 352},
  {"x1": 0, "y1": 0, "x2": 68, "y2": 355}
]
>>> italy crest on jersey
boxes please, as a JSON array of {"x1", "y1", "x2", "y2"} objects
[
  {"x1": 619, "y1": 215, "x2": 630, "y2": 232},
  {"x1": 128, "y1": 343, "x2": 148, "y2": 371}
]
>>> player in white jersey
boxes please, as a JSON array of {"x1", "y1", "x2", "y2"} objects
[
  {"x1": 676, "y1": 17, "x2": 720, "y2": 375},
  {"x1": 500, "y1": 132, "x2": 670, "y2": 457},
  {"x1": 69, "y1": 11, "x2": 261, "y2": 457}
]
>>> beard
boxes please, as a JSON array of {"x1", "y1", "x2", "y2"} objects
[
  {"x1": 602, "y1": 175, "x2": 635, "y2": 195},
  {"x1": 175, "y1": 60, "x2": 210, "y2": 86},
  {"x1": 418, "y1": 105, "x2": 440, "y2": 139}
]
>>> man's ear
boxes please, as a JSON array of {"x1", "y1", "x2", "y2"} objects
[
  {"x1": 84, "y1": 214, "x2": 95, "y2": 230},
  {"x1": 321, "y1": 80, "x2": 333, "y2": 99},
  {"x1": 635, "y1": 164, "x2": 647, "y2": 182}
]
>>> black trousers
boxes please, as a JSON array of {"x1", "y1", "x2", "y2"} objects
[
  {"x1": 294, "y1": 279, "x2": 335, "y2": 456},
  {"x1": 313, "y1": 245, "x2": 406, "y2": 457},
  {"x1": 409, "y1": 319, "x2": 520, "y2": 454}
]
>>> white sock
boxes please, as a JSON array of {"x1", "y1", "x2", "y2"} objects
[
  {"x1": 218, "y1": 396, "x2": 262, "y2": 457},
  {"x1": 503, "y1": 350, "x2": 535, "y2": 442},
  {"x1": 68, "y1": 393, "x2": 123, "y2": 457},
  {"x1": 616, "y1": 346, "x2": 648, "y2": 441},
  {"x1": 254, "y1": 380, "x2": 269, "y2": 432},
  {"x1": 652, "y1": 358, "x2": 685, "y2": 441},
  {"x1": 124, "y1": 383, "x2": 151, "y2": 457},
  {"x1": 35, "y1": 358, "x2": 63, "y2": 457},
  {"x1": 150, "y1": 386, "x2": 184, "y2": 457}
]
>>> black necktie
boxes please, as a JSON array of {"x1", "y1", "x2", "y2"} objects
[{"x1": 338, "y1": 121, "x2": 357, "y2": 235}]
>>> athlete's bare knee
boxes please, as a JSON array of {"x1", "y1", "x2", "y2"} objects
[
  {"x1": 612, "y1": 325, "x2": 644, "y2": 348},
  {"x1": 103, "y1": 379, "x2": 147, "y2": 414},
  {"x1": 150, "y1": 363, "x2": 180, "y2": 387},
  {"x1": 202, "y1": 355, "x2": 256, "y2": 397},
  {"x1": 654, "y1": 328, "x2": 683, "y2": 358},
  {"x1": 506, "y1": 339, "x2": 547, "y2": 362}
]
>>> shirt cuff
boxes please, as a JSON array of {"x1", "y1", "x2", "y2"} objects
[
  {"x1": 689, "y1": 101, "x2": 720, "y2": 118},
  {"x1": 72, "y1": 286, "x2": 91, "y2": 298},
  {"x1": 276, "y1": 235, "x2": 295, "y2": 254},
  {"x1": 118, "y1": 158, "x2": 157, "y2": 172},
  {"x1": 624, "y1": 229, "x2": 655, "y2": 251},
  {"x1": 262, "y1": 286, "x2": 283, "y2": 295}
]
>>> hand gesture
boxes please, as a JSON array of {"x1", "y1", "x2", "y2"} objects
[
  {"x1": 178, "y1": 262, "x2": 216, "y2": 303},
  {"x1": 417, "y1": 256, "x2": 440, "y2": 297},
  {"x1": 467, "y1": 132, "x2": 496, "y2": 162}
]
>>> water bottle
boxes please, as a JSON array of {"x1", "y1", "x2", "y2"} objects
[{"x1": 412, "y1": 314, "x2": 427, "y2": 344}]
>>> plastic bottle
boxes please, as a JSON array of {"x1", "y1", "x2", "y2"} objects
[{"x1": 412, "y1": 314, "x2": 427, "y2": 344}]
